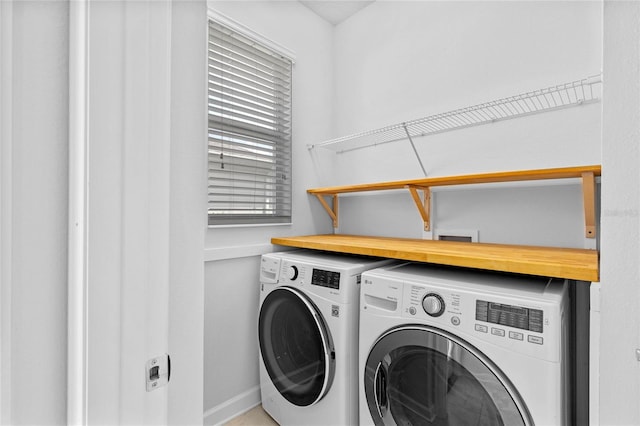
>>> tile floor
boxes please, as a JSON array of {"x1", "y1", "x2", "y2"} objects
[{"x1": 224, "y1": 405, "x2": 278, "y2": 426}]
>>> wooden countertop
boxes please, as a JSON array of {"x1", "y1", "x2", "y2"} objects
[{"x1": 271, "y1": 234, "x2": 599, "y2": 282}]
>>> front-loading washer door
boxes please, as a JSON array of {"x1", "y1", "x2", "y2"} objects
[
  {"x1": 259, "y1": 286, "x2": 335, "y2": 407},
  {"x1": 364, "y1": 325, "x2": 533, "y2": 426}
]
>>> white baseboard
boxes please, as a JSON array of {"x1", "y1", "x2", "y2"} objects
[{"x1": 203, "y1": 385, "x2": 261, "y2": 425}]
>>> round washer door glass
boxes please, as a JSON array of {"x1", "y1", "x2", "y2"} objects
[
  {"x1": 364, "y1": 326, "x2": 532, "y2": 426},
  {"x1": 259, "y1": 287, "x2": 335, "y2": 407}
]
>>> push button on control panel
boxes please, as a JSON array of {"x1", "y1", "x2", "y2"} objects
[
  {"x1": 491, "y1": 327, "x2": 505, "y2": 337},
  {"x1": 528, "y1": 335, "x2": 544, "y2": 345},
  {"x1": 475, "y1": 324, "x2": 488, "y2": 333},
  {"x1": 509, "y1": 331, "x2": 524, "y2": 341}
]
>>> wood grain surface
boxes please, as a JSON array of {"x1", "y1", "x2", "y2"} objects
[
  {"x1": 271, "y1": 234, "x2": 599, "y2": 282},
  {"x1": 307, "y1": 165, "x2": 602, "y2": 195}
]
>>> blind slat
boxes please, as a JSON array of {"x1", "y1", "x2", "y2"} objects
[
  {"x1": 208, "y1": 194, "x2": 292, "y2": 201},
  {"x1": 208, "y1": 104, "x2": 291, "y2": 130},
  {"x1": 208, "y1": 164, "x2": 291, "y2": 175},
  {"x1": 207, "y1": 48, "x2": 290, "y2": 83},
  {"x1": 208, "y1": 28, "x2": 291, "y2": 74},
  {"x1": 208, "y1": 144, "x2": 292, "y2": 161},
  {"x1": 208, "y1": 140, "x2": 292, "y2": 156},
  {"x1": 208, "y1": 98, "x2": 291, "y2": 125},
  {"x1": 207, "y1": 71, "x2": 292, "y2": 103},
  {"x1": 207, "y1": 36, "x2": 291, "y2": 75},
  {"x1": 209, "y1": 170, "x2": 290, "y2": 182},
  {"x1": 208, "y1": 18, "x2": 292, "y2": 225},
  {"x1": 207, "y1": 82, "x2": 291, "y2": 114},
  {"x1": 207, "y1": 59, "x2": 291, "y2": 92},
  {"x1": 209, "y1": 135, "x2": 290, "y2": 154},
  {"x1": 208, "y1": 95, "x2": 290, "y2": 122},
  {"x1": 208, "y1": 116, "x2": 291, "y2": 140}
]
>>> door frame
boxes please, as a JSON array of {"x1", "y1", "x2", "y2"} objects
[
  {"x1": 68, "y1": 0, "x2": 89, "y2": 422},
  {"x1": 67, "y1": 1, "x2": 205, "y2": 424}
]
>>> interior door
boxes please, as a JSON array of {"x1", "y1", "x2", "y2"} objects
[
  {"x1": 258, "y1": 286, "x2": 335, "y2": 407},
  {"x1": 363, "y1": 326, "x2": 532, "y2": 426}
]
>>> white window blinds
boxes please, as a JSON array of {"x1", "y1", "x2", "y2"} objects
[{"x1": 208, "y1": 19, "x2": 292, "y2": 225}]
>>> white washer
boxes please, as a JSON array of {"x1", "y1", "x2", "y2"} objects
[
  {"x1": 259, "y1": 250, "x2": 393, "y2": 425},
  {"x1": 359, "y1": 263, "x2": 570, "y2": 426}
]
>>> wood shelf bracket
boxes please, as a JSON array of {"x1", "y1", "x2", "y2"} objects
[
  {"x1": 407, "y1": 186, "x2": 431, "y2": 231},
  {"x1": 314, "y1": 194, "x2": 339, "y2": 228},
  {"x1": 582, "y1": 171, "x2": 596, "y2": 239}
]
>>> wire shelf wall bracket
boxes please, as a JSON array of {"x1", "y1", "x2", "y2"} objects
[{"x1": 308, "y1": 75, "x2": 603, "y2": 161}]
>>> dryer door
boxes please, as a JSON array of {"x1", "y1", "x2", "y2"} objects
[
  {"x1": 258, "y1": 286, "x2": 335, "y2": 407},
  {"x1": 364, "y1": 325, "x2": 532, "y2": 426}
]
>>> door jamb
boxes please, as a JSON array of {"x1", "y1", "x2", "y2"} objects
[{"x1": 68, "y1": 0, "x2": 89, "y2": 423}]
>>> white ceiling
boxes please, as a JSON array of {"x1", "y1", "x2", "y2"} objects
[{"x1": 299, "y1": 1, "x2": 375, "y2": 26}]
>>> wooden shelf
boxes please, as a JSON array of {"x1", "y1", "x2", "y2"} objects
[
  {"x1": 308, "y1": 165, "x2": 601, "y2": 237},
  {"x1": 308, "y1": 165, "x2": 601, "y2": 195},
  {"x1": 271, "y1": 234, "x2": 599, "y2": 282},
  {"x1": 293, "y1": 165, "x2": 601, "y2": 281}
]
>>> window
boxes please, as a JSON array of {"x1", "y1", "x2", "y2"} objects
[{"x1": 207, "y1": 18, "x2": 293, "y2": 226}]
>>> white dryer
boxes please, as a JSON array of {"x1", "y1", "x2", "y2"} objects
[
  {"x1": 258, "y1": 250, "x2": 393, "y2": 425},
  {"x1": 359, "y1": 263, "x2": 570, "y2": 426}
]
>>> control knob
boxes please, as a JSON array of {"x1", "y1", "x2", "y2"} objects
[
  {"x1": 422, "y1": 293, "x2": 445, "y2": 317},
  {"x1": 287, "y1": 265, "x2": 299, "y2": 281}
]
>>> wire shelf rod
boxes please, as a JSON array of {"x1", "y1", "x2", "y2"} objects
[
  {"x1": 308, "y1": 74, "x2": 602, "y2": 152},
  {"x1": 335, "y1": 98, "x2": 600, "y2": 155}
]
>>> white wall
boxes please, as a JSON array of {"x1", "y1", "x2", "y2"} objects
[
  {"x1": 327, "y1": 1, "x2": 602, "y2": 248},
  {"x1": 203, "y1": 1, "x2": 334, "y2": 423},
  {"x1": 599, "y1": 1, "x2": 640, "y2": 424},
  {"x1": 1, "y1": 1, "x2": 69, "y2": 423},
  {"x1": 332, "y1": 1, "x2": 601, "y2": 139}
]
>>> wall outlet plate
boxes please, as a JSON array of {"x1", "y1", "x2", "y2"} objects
[
  {"x1": 146, "y1": 354, "x2": 170, "y2": 392},
  {"x1": 434, "y1": 229, "x2": 478, "y2": 243}
]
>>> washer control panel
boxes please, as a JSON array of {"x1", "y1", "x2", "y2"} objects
[
  {"x1": 276, "y1": 260, "x2": 353, "y2": 303},
  {"x1": 405, "y1": 286, "x2": 462, "y2": 320},
  {"x1": 311, "y1": 268, "x2": 341, "y2": 290},
  {"x1": 400, "y1": 280, "x2": 560, "y2": 361},
  {"x1": 286, "y1": 265, "x2": 299, "y2": 281},
  {"x1": 278, "y1": 263, "x2": 341, "y2": 290}
]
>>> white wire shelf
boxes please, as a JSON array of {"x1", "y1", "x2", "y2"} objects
[{"x1": 308, "y1": 75, "x2": 603, "y2": 154}]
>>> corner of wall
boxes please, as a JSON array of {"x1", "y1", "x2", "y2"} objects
[{"x1": 0, "y1": 0, "x2": 13, "y2": 422}]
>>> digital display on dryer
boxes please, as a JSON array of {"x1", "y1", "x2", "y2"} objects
[
  {"x1": 311, "y1": 269, "x2": 340, "y2": 290},
  {"x1": 475, "y1": 300, "x2": 543, "y2": 333}
]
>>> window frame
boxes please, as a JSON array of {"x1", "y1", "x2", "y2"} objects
[{"x1": 206, "y1": 10, "x2": 295, "y2": 227}]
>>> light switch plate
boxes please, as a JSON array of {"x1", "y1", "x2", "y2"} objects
[{"x1": 146, "y1": 354, "x2": 170, "y2": 392}]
